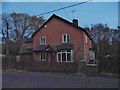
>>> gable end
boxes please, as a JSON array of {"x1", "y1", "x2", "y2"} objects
[{"x1": 32, "y1": 14, "x2": 92, "y2": 41}]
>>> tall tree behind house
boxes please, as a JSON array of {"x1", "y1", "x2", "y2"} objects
[
  {"x1": 2, "y1": 13, "x2": 12, "y2": 55},
  {"x1": 85, "y1": 23, "x2": 119, "y2": 59},
  {"x1": 2, "y1": 12, "x2": 45, "y2": 55}
]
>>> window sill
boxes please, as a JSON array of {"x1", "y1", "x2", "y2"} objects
[
  {"x1": 41, "y1": 60, "x2": 46, "y2": 62},
  {"x1": 40, "y1": 44, "x2": 46, "y2": 45},
  {"x1": 57, "y1": 61, "x2": 73, "y2": 63},
  {"x1": 62, "y1": 42, "x2": 70, "y2": 44},
  {"x1": 86, "y1": 64, "x2": 98, "y2": 67}
]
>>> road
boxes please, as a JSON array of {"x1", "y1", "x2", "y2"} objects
[{"x1": 2, "y1": 71, "x2": 119, "y2": 88}]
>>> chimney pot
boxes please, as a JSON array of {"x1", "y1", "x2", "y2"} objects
[{"x1": 72, "y1": 19, "x2": 78, "y2": 26}]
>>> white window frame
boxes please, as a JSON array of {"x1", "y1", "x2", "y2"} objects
[
  {"x1": 40, "y1": 53, "x2": 46, "y2": 61},
  {"x1": 62, "y1": 34, "x2": 70, "y2": 43},
  {"x1": 40, "y1": 36, "x2": 46, "y2": 45},
  {"x1": 57, "y1": 50, "x2": 73, "y2": 62},
  {"x1": 88, "y1": 50, "x2": 95, "y2": 64}
]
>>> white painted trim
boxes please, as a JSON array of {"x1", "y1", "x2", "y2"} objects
[
  {"x1": 86, "y1": 64, "x2": 98, "y2": 67},
  {"x1": 80, "y1": 60, "x2": 86, "y2": 62},
  {"x1": 40, "y1": 53, "x2": 46, "y2": 61},
  {"x1": 71, "y1": 50, "x2": 73, "y2": 62},
  {"x1": 40, "y1": 36, "x2": 46, "y2": 45},
  {"x1": 62, "y1": 33, "x2": 70, "y2": 43},
  {"x1": 57, "y1": 52, "x2": 61, "y2": 62},
  {"x1": 56, "y1": 50, "x2": 73, "y2": 62}
]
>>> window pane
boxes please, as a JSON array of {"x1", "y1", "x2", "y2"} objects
[
  {"x1": 40, "y1": 38, "x2": 42, "y2": 44},
  {"x1": 41, "y1": 37, "x2": 43, "y2": 44},
  {"x1": 62, "y1": 53, "x2": 66, "y2": 61},
  {"x1": 67, "y1": 50, "x2": 71, "y2": 52},
  {"x1": 58, "y1": 54, "x2": 61, "y2": 62},
  {"x1": 43, "y1": 38, "x2": 45, "y2": 44},
  {"x1": 40, "y1": 53, "x2": 42, "y2": 60},
  {"x1": 40, "y1": 37, "x2": 46, "y2": 45},
  {"x1": 41, "y1": 53, "x2": 46, "y2": 61},
  {"x1": 64, "y1": 35, "x2": 66, "y2": 42},
  {"x1": 67, "y1": 53, "x2": 71, "y2": 61},
  {"x1": 67, "y1": 34, "x2": 70, "y2": 42},
  {"x1": 43, "y1": 53, "x2": 46, "y2": 60},
  {"x1": 42, "y1": 38, "x2": 44, "y2": 44}
]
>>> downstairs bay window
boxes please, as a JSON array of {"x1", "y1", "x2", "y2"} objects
[{"x1": 57, "y1": 50, "x2": 73, "y2": 62}]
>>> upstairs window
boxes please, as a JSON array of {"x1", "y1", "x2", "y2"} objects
[
  {"x1": 62, "y1": 34, "x2": 70, "y2": 43},
  {"x1": 40, "y1": 36, "x2": 46, "y2": 45}
]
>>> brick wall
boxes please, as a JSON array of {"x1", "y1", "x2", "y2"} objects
[{"x1": 33, "y1": 18, "x2": 85, "y2": 62}]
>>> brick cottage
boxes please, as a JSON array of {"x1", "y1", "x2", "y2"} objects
[{"x1": 19, "y1": 14, "x2": 96, "y2": 72}]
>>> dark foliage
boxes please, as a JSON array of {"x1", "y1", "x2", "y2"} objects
[{"x1": 98, "y1": 56, "x2": 119, "y2": 74}]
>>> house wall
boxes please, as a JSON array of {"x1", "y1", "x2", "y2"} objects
[
  {"x1": 32, "y1": 51, "x2": 77, "y2": 72},
  {"x1": 83, "y1": 32, "x2": 92, "y2": 63},
  {"x1": 33, "y1": 18, "x2": 85, "y2": 62}
]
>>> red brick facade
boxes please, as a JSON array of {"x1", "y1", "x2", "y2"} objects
[{"x1": 20, "y1": 14, "x2": 94, "y2": 72}]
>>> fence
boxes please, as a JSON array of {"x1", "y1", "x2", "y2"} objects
[
  {"x1": 32, "y1": 62, "x2": 78, "y2": 73},
  {"x1": 2, "y1": 55, "x2": 78, "y2": 73},
  {"x1": 2, "y1": 55, "x2": 16, "y2": 70}
]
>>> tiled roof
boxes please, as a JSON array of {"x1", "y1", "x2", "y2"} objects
[
  {"x1": 25, "y1": 38, "x2": 33, "y2": 43},
  {"x1": 33, "y1": 44, "x2": 73, "y2": 52},
  {"x1": 32, "y1": 14, "x2": 92, "y2": 41},
  {"x1": 56, "y1": 44, "x2": 73, "y2": 50},
  {"x1": 33, "y1": 45, "x2": 46, "y2": 52}
]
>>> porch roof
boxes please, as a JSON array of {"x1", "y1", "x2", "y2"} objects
[{"x1": 33, "y1": 44, "x2": 73, "y2": 52}]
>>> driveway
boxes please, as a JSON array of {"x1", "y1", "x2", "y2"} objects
[{"x1": 2, "y1": 71, "x2": 119, "y2": 88}]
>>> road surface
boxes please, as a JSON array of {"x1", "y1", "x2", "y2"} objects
[{"x1": 2, "y1": 71, "x2": 119, "y2": 88}]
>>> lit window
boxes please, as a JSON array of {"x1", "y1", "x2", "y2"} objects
[
  {"x1": 40, "y1": 36, "x2": 46, "y2": 45},
  {"x1": 40, "y1": 53, "x2": 46, "y2": 61},
  {"x1": 62, "y1": 34, "x2": 70, "y2": 43},
  {"x1": 57, "y1": 50, "x2": 73, "y2": 62}
]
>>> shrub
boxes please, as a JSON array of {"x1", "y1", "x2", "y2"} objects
[{"x1": 98, "y1": 56, "x2": 119, "y2": 74}]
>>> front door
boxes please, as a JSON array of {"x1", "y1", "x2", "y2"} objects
[{"x1": 47, "y1": 52, "x2": 56, "y2": 63}]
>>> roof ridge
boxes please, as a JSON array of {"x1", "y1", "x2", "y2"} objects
[{"x1": 32, "y1": 14, "x2": 92, "y2": 41}]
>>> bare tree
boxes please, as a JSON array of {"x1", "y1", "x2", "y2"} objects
[
  {"x1": 10, "y1": 12, "x2": 45, "y2": 42},
  {"x1": 2, "y1": 13, "x2": 12, "y2": 55},
  {"x1": 2, "y1": 12, "x2": 45, "y2": 55},
  {"x1": 85, "y1": 23, "x2": 119, "y2": 59}
]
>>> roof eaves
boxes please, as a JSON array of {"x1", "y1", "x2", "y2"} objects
[
  {"x1": 32, "y1": 14, "x2": 56, "y2": 37},
  {"x1": 32, "y1": 14, "x2": 92, "y2": 41}
]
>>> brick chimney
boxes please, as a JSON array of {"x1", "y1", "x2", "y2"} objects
[{"x1": 72, "y1": 19, "x2": 78, "y2": 26}]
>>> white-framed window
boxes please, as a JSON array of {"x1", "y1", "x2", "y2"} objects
[
  {"x1": 89, "y1": 50, "x2": 95, "y2": 64},
  {"x1": 40, "y1": 53, "x2": 46, "y2": 61},
  {"x1": 40, "y1": 36, "x2": 46, "y2": 45},
  {"x1": 57, "y1": 50, "x2": 73, "y2": 62},
  {"x1": 85, "y1": 35, "x2": 88, "y2": 44},
  {"x1": 62, "y1": 34, "x2": 70, "y2": 43}
]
